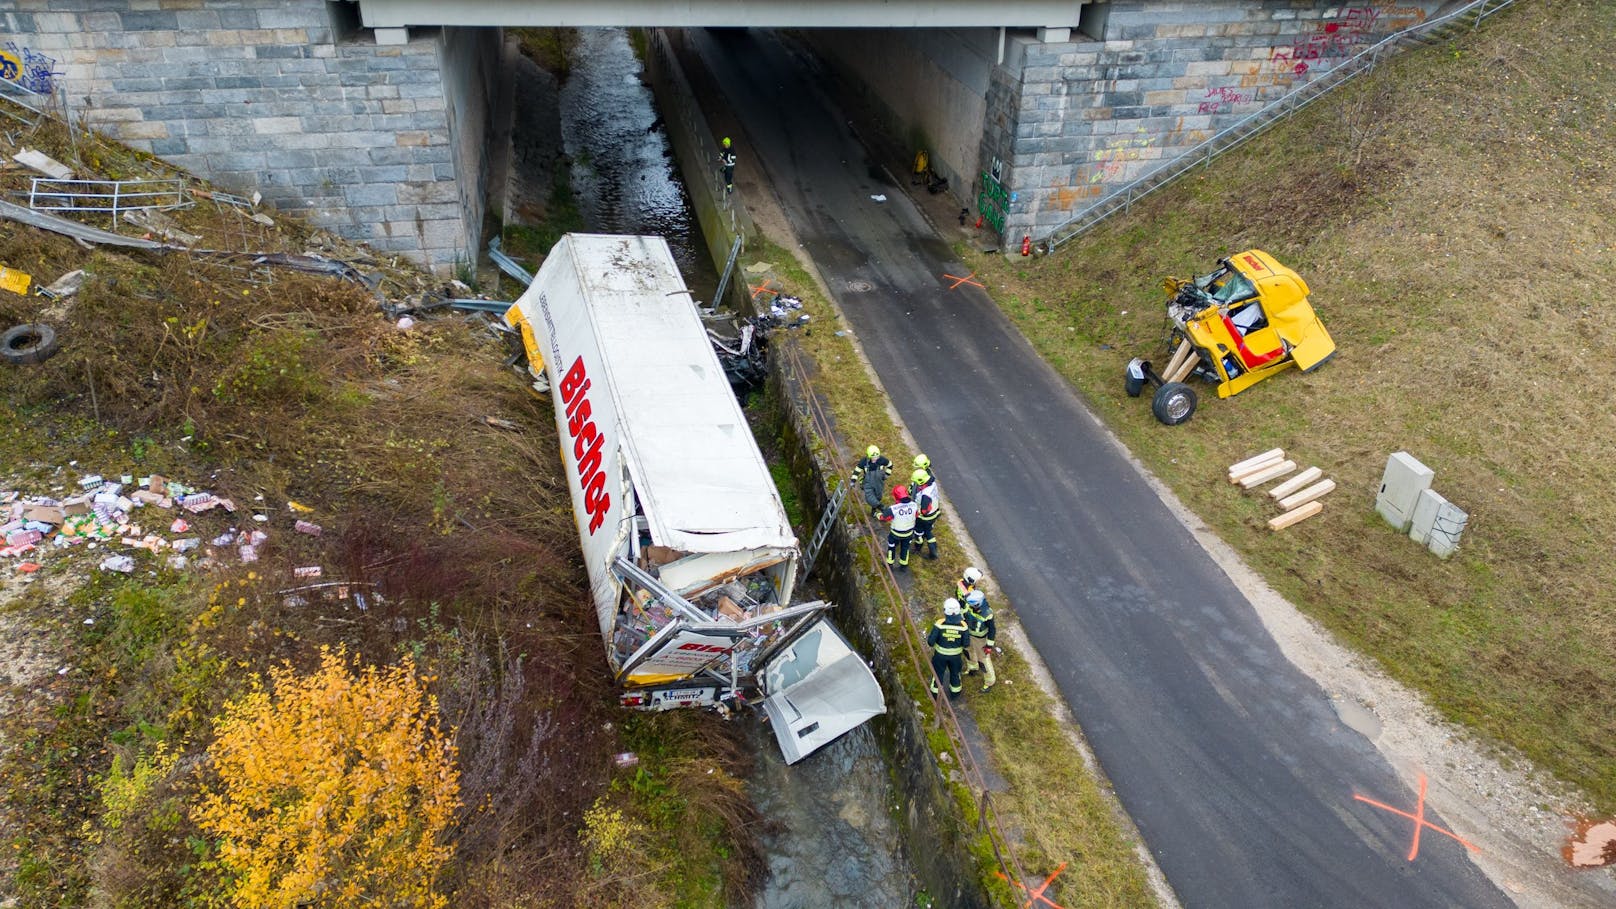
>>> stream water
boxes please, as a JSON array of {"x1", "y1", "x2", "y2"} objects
[
  {"x1": 556, "y1": 28, "x2": 720, "y2": 304},
  {"x1": 506, "y1": 26, "x2": 919, "y2": 907}
]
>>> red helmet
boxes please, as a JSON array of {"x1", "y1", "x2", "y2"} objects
[{"x1": 892, "y1": 484, "x2": 910, "y2": 501}]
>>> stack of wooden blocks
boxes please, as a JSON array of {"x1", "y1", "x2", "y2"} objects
[{"x1": 1227, "y1": 448, "x2": 1335, "y2": 531}]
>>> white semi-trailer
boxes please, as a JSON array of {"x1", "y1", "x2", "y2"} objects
[{"x1": 507, "y1": 233, "x2": 884, "y2": 763}]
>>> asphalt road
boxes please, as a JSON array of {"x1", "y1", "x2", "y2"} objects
[{"x1": 690, "y1": 28, "x2": 1512, "y2": 909}]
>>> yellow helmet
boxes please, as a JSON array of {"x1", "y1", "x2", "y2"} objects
[
  {"x1": 914, "y1": 453, "x2": 930, "y2": 470},
  {"x1": 722, "y1": 136, "x2": 732, "y2": 148},
  {"x1": 866, "y1": 445, "x2": 880, "y2": 459},
  {"x1": 911, "y1": 468, "x2": 930, "y2": 485}
]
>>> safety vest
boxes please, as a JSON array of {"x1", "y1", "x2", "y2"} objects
[
  {"x1": 966, "y1": 602, "x2": 995, "y2": 640},
  {"x1": 720, "y1": 150, "x2": 736, "y2": 168},
  {"x1": 928, "y1": 617, "x2": 966, "y2": 655},
  {"x1": 956, "y1": 579, "x2": 976, "y2": 601},
  {"x1": 915, "y1": 480, "x2": 941, "y2": 519},
  {"x1": 885, "y1": 500, "x2": 918, "y2": 533}
]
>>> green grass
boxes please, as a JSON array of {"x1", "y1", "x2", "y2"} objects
[{"x1": 971, "y1": 0, "x2": 1616, "y2": 810}]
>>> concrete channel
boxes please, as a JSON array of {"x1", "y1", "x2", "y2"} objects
[{"x1": 514, "y1": 26, "x2": 978, "y2": 906}]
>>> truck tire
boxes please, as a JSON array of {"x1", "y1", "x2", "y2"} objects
[
  {"x1": 1151, "y1": 382, "x2": 1197, "y2": 425},
  {"x1": 1, "y1": 324, "x2": 59, "y2": 366}
]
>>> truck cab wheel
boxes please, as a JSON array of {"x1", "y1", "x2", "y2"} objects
[{"x1": 1151, "y1": 382, "x2": 1197, "y2": 425}]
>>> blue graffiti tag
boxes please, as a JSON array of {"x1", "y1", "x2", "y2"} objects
[{"x1": 2, "y1": 42, "x2": 61, "y2": 94}]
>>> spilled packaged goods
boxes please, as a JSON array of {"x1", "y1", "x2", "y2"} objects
[{"x1": 0, "y1": 471, "x2": 325, "y2": 585}]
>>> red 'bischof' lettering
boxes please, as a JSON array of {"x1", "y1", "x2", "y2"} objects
[
  {"x1": 677, "y1": 642, "x2": 731, "y2": 654},
  {"x1": 561, "y1": 357, "x2": 588, "y2": 403},
  {"x1": 559, "y1": 355, "x2": 612, "y2": 535}
]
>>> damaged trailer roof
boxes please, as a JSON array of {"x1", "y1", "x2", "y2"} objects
[{"x1": 541, "y1": 234, "x2": 795, "y2": 554}]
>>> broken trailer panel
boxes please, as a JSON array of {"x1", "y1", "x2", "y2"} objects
[{"x1": 505, "y1": 233, "x2": 884, "y2": 763}]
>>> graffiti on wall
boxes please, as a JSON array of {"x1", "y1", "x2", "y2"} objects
[
  {"x1": 1197, "y1": 85, "x2": 1254, "y2": 115},
  {"x1": 0, "y1": 41, "x2": 61, "y2": 94},
  {"x1": 978, "y1": 157, "x2": 1009, "y2": 233},
  {"x1": 1082, "y1": 129, "x2": 1156, "y2": 187},
  {"x1": 1238, "y1": 5, "x2": 1428, "y2": 95}
]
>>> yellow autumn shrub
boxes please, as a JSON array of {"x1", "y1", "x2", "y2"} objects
[{"x1": 195, "y1": 646, "x2": 460, "y2": 908}]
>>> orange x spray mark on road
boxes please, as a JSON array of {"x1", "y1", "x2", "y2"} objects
[
  {"x1": 943, "y1": 271, "x2": 984, "y2": 290},
  {"x1": 995, "y1": 862, "x2": 1067, "y2": 909},
  {"x1": 749, "y1": 281, "x2": 780, "y2": 301},
  {"x1": 1354, "y1": 774, "x2": 1480, "y2": 862}
]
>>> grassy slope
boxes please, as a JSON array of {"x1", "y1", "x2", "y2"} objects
[
  {"x1": 969, "y1": 0, "x2": 1616, "y2": 809},
  {"x1": 0, "y1": 121, "x2": 760, "y2": 906}
]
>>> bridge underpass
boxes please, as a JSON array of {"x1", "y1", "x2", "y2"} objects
[{"x1": 350, "y1": 0, "x2": 1449, "y2": 251}]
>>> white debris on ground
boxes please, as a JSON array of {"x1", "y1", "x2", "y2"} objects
[{"x1": 1, "y1": 471, "x2": 325, "y2": 581}]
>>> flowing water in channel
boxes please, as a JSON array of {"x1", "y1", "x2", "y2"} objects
[
  {"x1": 557, "y1": 28, "x2": 720, "y2": 303},
  {"x1": 519, "y1": 26, "x2": 918, "y2": 906}
]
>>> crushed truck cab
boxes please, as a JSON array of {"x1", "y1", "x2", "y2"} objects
[
  {"x1": 507, "y1": 234, "x2": 884, "y2": 763},
  {"x1": 1126, "y1": 249, "x2": 1335, "y2": 425}
]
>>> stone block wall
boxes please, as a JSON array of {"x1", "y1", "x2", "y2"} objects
[
  {"x1": 984, "y1": 0, "x2": 1446, "y2": 241},
  {"x1": 0, "y1": 0, "x2": 493, "y2": 271}
]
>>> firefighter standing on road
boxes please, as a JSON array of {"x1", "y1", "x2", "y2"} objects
[
  {"x1": 962, "y1": 589, "x2": 998, "y2": 692},
  {"x1": 927, "y1": 598, "x2": 968, "y2": 701},
  {"x1": 911, "y1": 467, "x2": 942, "y2": 560},
  {"x1": 878, "y1": 484, "x2": 918, "y2": 571},
  {"x1": 851, "y1": 445, "x2": 892, "y2": 516},
  {"x1": 719, "y1": 136, "x2": 736, "y2": 194}
]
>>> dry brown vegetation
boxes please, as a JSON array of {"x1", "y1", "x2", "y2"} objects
[
  {"x1": 0, "y1": 103, "x2": 760, "y2": 905},
  {"x1": 972, "y1": 0, "x2": 1616, "y2": 809}
]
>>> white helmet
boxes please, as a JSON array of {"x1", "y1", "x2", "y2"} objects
[
  {"x1": 942, "y1": 597, "x2": 962, "y2": 616},
  {"x1": 962, "y1": 567, "x2": 982, "y2": 585},
  {"x1": 965, "y1": 590, "x2": 985, "y2": 607}
]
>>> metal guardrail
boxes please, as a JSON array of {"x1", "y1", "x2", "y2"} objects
[
  {"x1": 775, "y1": 340, "x2": 1031, "y2": 907},
  {"x1": 27, "y1": 177, "x2": 191, "y2": 226},
  {"x1": 1044, "y1": 0, "x2": 1523, "y2": 251},
  {"x1": 487, "y1": 236, "x2": 534, "y2": 287},
  {"x1": 0, "y1": 79, "x2": 48, "y2": 125}
]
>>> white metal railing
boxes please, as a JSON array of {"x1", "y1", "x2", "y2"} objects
[
  {"x1": 26, "y1": 178, "x2": 192, "y2": 226},
  {"x1": 1044, "y1": 0, "x2": 1523, "y2": 251},
  {"x1": 0, "y1": 78, "x2": 48, "y2": 124}
]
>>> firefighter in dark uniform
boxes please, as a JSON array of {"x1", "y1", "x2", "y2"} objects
[
  {"x1": 851, "y1": 445, "x2": 892, "y2": 516},
  {"x1": 911, "y1": 467, "x2": 942, "y2": 560},
  {"x1": 878, "y1": 484, "x2": 918, "y2": 571},
  {"x1": 962, "y1": 589, "x2": 998, "y2": 692},
  {"x1": 927, "y1": 597, "x2": 968, "y2": 700},
  {"x1": 719, "y1": 136, "x2": 736, "y2": 193}
]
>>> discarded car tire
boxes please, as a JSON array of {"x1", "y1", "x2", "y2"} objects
[
  {"x1": 1151, "y1": 381, "x2": 1197, "y2": 425},
  {"x1": 1, "y1": 324, "x2": 60, "y2": 366}
]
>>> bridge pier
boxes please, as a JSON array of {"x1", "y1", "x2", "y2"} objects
[
  {"x1": 802, "y1": 1, "x2": 1445, "y2": 246},
  {"x1": 0, "y1": 0, "x2": 497, "y2": 272}
]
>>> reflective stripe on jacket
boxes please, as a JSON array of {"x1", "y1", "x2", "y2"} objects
[
  {"x1": 927, "y1": 616, "x2": 967, "y2": 655},
  {"x1": 882, "y1": 500, "x2": 918, "y2": 532}
]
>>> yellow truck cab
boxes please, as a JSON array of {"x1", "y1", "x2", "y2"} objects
[{"x1": 1127, "y1": 250, "x2": 1335, "y2": 425}]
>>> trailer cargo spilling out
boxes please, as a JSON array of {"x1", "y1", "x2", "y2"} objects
[{"x1": 508, "y1": 234, "x2": 884, "y2": 763}]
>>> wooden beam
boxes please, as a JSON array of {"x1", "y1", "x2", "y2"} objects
[
  {"x1": 1229, "y1": 448, "x2": 1284, "y2": 474},
  {"x1": 1166, "y1": 350, "x2": 1201, "y2": 383},
  {"x1": 1230, "y1": 456, "x2": 1291, "y2": 485},
  {"x1": 1269, "y1": 466, "x2": 1323, "y2": 499},
  {"x1": 1278, "y1": 479, "x2": 1336, "y2": 511},
  {"x1": 1162, "y1": 340, "x2": 1192, "y2": 381},
  {"x1": 1238, "y1": 460, "x2": 1297, "y2": 489},
  {"x1": 1228, "y1": 448, "x2": 1284, "y2": 478},
  {"x1": 1268, "y1": 500, "x2": 1323, "y2": 530}
]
